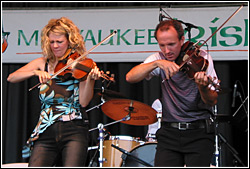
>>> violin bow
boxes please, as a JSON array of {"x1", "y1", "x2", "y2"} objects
[
  {"x1": 199, "y1": 5, "x2": 243, "y2": 49},
  {"x1": 29, "y1": 30, "x2": 117, "y2": 91},
  {"x1": 180, "y1": 4, "x2": 243, "y2": 69}
]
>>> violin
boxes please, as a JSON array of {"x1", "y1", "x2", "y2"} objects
[
  {"x1": 176, "y1": 41, "x2": 221, "y2": 92},
  {"x1": 55, "y1": 51, "x2": 115, "y2": 82},
  {"x1": 2, "y1": 31, "x2": 10, "y2": 53},
  {"x1": 29, "y1": 31, "x2": 117, "y2": 91},
  {"x1": 2, "y1": 37, "x2": 8, "y2": 53},
  {"x1": 162, "y1": 5, "x2": 243, "y2": 92}
]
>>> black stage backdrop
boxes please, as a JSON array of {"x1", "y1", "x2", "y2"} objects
[{"x1": 2, "y1": 61, "x2": 248, "y2": 166}]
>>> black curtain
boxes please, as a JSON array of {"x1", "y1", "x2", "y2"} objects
[{"x1": 2, "y1": 61, "x2": 248, "y2": 166}]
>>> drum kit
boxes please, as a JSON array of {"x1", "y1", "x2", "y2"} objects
[
  {"x1": 87, "y1": 86, "x2": 247, "y2": 167},
  {"x1": 87, "y1": 88, "x2": 159, "y2": 167}
]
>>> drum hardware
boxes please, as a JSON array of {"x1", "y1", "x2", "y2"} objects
[
  {"x1": 156, "y1": 112, "x2": 162, "y2": 129},
  {"x1": 85, "y1": 86, "x2": 106, "y2": 113},
  {"x1": 212, "y1": 105, "x2": 246, "y2": 167},
  {"x1": 88, "y1": 104, "x2": 135, "y2": 167},
  {"x1": 86, "y1": 96, "x2": 105, "y2": 113},
  {"x1": 88, "y1": 98, "x2": 157, "y2": 167},
  {"x1": 111, "y1": 144, "x2": 153, "y2": 167},
  {"x1": 88, "y1": 146, "x2": 99, "y2": 151},
  {"x1": 87, "y1": 85, "x2": 127, "y2": 113},
  {"x1": 98, "y1": 123, "x2": 104, "y2": 167},
  {"x1": 94, "y1": 88, "x2": 127, "y2": 100}
]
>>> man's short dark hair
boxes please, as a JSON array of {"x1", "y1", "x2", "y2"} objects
[{"x1": 154, "y1": 20, "x2": 184, "y2": 41}]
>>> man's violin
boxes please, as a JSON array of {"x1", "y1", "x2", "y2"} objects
[
  {"x1": 162, "y1": 5, "x2": 243, "y2": 92},
  {"x1": 176, "y1": 41, "x2": 221, "y2": 92}
]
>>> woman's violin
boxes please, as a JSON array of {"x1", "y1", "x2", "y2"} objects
[
  {"x1": 55, "y1": 50, "x2": 115, "y2": 82},
  {"x1": 29, "y1": 31, "x2": 117, "y2": 91}
]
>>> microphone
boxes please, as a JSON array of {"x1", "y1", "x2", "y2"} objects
[
  {"x1": 159, "y1": 7, "x2": 163, "y2": 22},
  {"x1": 232, "y1": 82, "x2": 238, "y2": 107}
]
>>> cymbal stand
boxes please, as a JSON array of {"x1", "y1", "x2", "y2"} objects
[
  {"x1": 86, "y1": 96, "x2": 105, "y2": 113},
  {"x1": 213, "y1": 105, "x2": 220, "y2": 167},
  {"x1": 88, "y1": 114, "x2": 131, "y2": 167},
  {"x1": 157, "y1": 112, "x2": 162, "y2": 129},
  {"x1": 98, "y1": 123, "x2": 104, "y2": 167},
  {"x1": 86, "y1": 87, "x2": 106, "y2": 113}
]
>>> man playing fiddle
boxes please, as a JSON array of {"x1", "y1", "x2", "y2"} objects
[{"x1": 126, "y1": 20, "x2": 219, "y2": 167}]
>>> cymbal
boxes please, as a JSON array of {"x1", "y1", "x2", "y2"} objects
[
  {"x1": 101, "y1": 99, "x2": 157, "y2": 126},
  {"x1": 94, "y1": 88, "x2": 127, "y2": 99}
]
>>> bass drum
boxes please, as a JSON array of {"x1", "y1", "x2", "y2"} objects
[
  {"x1": 103, "y1": 135, "x2": 141, "y2": 167},
  {"x1": 121, "y1": 142, "x2": 157, "y2": 167}
]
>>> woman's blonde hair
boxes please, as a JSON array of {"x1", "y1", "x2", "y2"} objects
[{"x1": 41, "y1": 17, "x2": 86, "y2": 64}]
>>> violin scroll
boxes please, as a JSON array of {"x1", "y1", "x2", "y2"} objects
[{"x1": 207, "y1": 76, "x2": 221, "y2": 92}]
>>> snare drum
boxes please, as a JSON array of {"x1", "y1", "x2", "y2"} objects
[{"x1": 103, "y1": 135, "x2": 141, "y2": 167}]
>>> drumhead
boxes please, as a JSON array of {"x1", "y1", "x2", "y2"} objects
[
  {"x1": 109, "y1": 135, "x2": 140, "y2": 141},
  {"x1": 121, "y1": 142, "x2": 157, "y2": 167}
]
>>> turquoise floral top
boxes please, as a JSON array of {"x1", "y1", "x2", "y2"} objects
[{"x1": 22, "y1": 74, "x2": 81, "y2": 158}]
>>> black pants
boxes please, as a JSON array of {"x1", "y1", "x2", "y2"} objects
[
  {"x1": 154, "y1": 124, "x2": 215, "y2": 167},
  {"x1": 28, "y1": 120, "x2": 89, "y2": 167}
]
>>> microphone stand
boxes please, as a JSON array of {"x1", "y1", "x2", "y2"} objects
[
  {"x1": 218, "y1": 133, "x2": 246, "y2": 167},
  {"x1": 213, "y1": 105, "x2": 246, "y2": 167},
  {"x1": 232, "y1": 96, "x2": 248, "y2": 118},
  {"x1": 160, "y1": 10, "x2": 198, "y2": 41}
]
